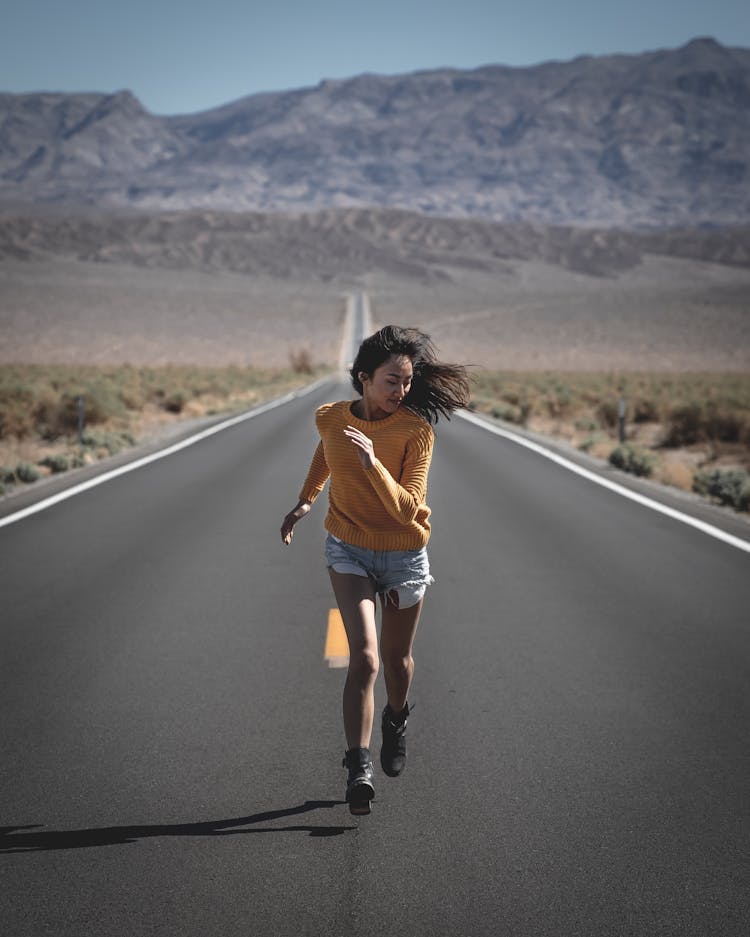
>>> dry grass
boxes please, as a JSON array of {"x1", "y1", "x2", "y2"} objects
[
  {"x1": 657, "y1": 459, "x2": 695, "y2": 491},
  {"x1": 2, "y1": 215, "x2": 749, "y2": 510},
  {"x1": 0, "y1": 363, "x2": 326, "y2": 488},
  {"x1": 469, "y1": 370, "x2": 750, "y2": 505},
  {"x1": 3, "y1": 361, "x2": 749, "y2": 513}
]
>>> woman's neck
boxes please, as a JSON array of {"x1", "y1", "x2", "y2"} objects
[{"x1": 352, "y1": 398, "x2": 389, "y2": 421}]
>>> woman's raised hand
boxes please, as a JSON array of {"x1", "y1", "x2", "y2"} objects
[{"x1": 344, "y1": 425, "x2": 375, "y2": 469}]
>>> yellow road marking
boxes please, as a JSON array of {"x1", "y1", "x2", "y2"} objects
[{"x1": 325, "y1": 608, "x2": 350, "y2": 669}]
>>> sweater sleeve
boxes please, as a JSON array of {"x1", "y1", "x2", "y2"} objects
[
  {"x1": 298, "y1": 440, "x2": 330, "y2": 504},
  {"x1": 363, "y1": 424, "x2": 434, "y2": 525}
]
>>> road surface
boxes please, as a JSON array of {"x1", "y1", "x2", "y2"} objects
[{"x1": 2, "y1": 376, "x2": 749, "y2": 936}]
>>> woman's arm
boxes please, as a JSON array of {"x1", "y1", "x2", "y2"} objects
[
  {"x1": 280, "y1": 499, "x2": 312, "y2": 545},
  {"x1": 344, "y1": 424, "x2": 433, "y2": 525},
  {"x1": 280, "y1": 440, "x2": 329, "y2": 545}
]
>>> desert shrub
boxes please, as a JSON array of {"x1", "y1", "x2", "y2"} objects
[
  {"x1": 114, "y1": 366, "x2": 150, "y2": 410},
  {"x1": 1, "y1": 466, "x2": 16, "y2": 485},
  {"x1": 597, "y1": 400, "x2": 619, "y2": 429},
  {"x1": 81, "y1": 430, "x2": 136, "y2": 455},
  {"x1": 40, "y1": 454, "x2": 70, "y2": 473},
  {"x1": 608, "y1": 444, "x2": 655, "y2": 477},
  {"x1": 1, "y1": 365, "x2": 319, "y2": 471},
  {"x1": 664, "y1": 402, "x2": 747, "y2": 447},
  {"x1": 575, "y1": 418, "x2": 599, "y2": 432},
  {"x1": 0, "y1": 380, "x2": 36, "y2": 438},
  {"x1": 35, "y1": 387, "x2": 125, "y2": 439},
  {"x1": 15, "y1": 462, "x2": 41, "y2": 483},
  {"x1": 659, "y1": 461, "x2": 694, "y2": 491},
  {"x1": 692, "y1": 469, "x2": 750, "y2": 512},
  {"x1": 633, "y1": 399, "x2": 659, "y2": 423},
  {"x1": 163, "y1": 390, "x2": 188, "y2": 414},
  {"x1": 35, "y1": 394, "x2": 82, "y2": 439},
  {"x1": 546, "y1": 385, "x2": 574, "y2": 418},
  {"x1": 579, "y1": 434, "x2": 602, "y2": 453},
  {"x1": 75, "y1": 384, "x2": 127, "y2": 425},
  {"x1": 663, "y1": 403, "x2": 704, "y2": 446},
  {"x1": 702, "y1": 407, "x2": 744, "y2": 443},
  {"x1": 289, "y1": 348, "x2": 314, "y2": 375},
  {"x1": 491, "y1": 404, "x2": 523, "y2": 424}
]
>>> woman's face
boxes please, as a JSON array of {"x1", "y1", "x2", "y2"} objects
[{"x1": 360, "y1": 354, "x2": 413, "y2": 418}]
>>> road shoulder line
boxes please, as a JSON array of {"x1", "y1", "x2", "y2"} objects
[
  {"x1": 0, "y1": 377, "x2": 332, "y2": 530},
  {"x1": 457, "y1": 409, "x2": 750, "y2": 555}
]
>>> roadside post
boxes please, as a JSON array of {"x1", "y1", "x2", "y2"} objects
[
  {"x1": 618, "y1": 396, "x2": 626, "y2": 444},
  {"x1": 77, "y1": 396, "x2": 85, "y2": 445}
]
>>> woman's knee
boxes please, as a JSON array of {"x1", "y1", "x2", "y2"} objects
[
  {"x1": 348, "y1": 647, "x2": 379, "y2": 684},
  {"x1": 381, "y1": 650, "x2": 412, "y2": 680}
]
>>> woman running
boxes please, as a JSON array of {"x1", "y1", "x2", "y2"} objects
[{"x1": 280, "y1": 325, "x2": 470, "y2": 815}]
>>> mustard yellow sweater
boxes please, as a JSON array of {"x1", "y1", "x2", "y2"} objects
[{"x1": 299, "y1": 400, "x2": 435, "y2": 550}]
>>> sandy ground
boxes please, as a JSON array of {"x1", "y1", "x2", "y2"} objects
[
  {"x1": 0, "y1": 259, "x2": 347, "y2": 368},
  {"x1": 1, "y1": 249, "x2": 748, "y2": 512},
  {"x1": 365, "y1": 257, "x2": 750, "y2": 372},
  {"x1": 1, "y1": 254, "x2": 749, "y2": 371}
]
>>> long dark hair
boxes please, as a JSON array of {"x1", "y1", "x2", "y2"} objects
[{"x1": 350, "y1": 325, "x2": 471, "y2": 424}]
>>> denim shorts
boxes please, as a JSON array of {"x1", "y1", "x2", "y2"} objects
[{"x1": 325, "y1": 533, "x2": 434, "y2": 609}]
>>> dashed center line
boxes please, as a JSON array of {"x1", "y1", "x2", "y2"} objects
[{"x1": 325, "y1": 609, "x2": 349, "y2": 668}]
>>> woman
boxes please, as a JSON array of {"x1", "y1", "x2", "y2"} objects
[{"x1": 280, "y1": 325, "x2": 470, "y2": 815}]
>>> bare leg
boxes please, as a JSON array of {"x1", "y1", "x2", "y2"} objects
[
  {"x1": 328, "y1": 570, "x2": 379, "y2": 749},
  {"x1": 380, "y1": 594, "x2": 423, "y2": 713}
]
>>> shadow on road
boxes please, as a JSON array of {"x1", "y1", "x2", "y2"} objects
[{"x1": 0, "y1": 800, "x2": 356, "y2": 853}]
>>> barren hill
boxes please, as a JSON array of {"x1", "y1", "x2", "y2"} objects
[
  {"x1": 2, "y1": 205, "x2": 749, "y2": 280},
  {"x1": 1, "y1": 207, "x2": 748, "y2": 372},
  {"x1": 1, "y1": 38, "x2": 749, "y2": 227}
]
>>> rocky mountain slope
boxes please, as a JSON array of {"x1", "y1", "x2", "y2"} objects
[
  {"x1": 1, "y1": 38, "x2": 748, "y2": 227},
  {"x1": 2, "y1": 205, "x2": 749, "y2": 281}
]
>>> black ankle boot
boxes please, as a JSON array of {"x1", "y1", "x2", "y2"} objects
[
  {"x1": 343, "y1": 747, "x2": 375, "y2": 815},
  {"x1": 380, "y1": 702, "x2": 409, "y2": 777}
]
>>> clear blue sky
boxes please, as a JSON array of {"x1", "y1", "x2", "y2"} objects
[{"x1": 2, "y1": 0, "x2": 748, "y2": 115}]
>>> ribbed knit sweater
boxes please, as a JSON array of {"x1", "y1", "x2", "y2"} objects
[{"x1": 299, "y1": 400, "x2": 435, "y2": 550}]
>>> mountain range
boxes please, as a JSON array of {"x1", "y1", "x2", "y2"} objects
[{"x1": 1, "y1": 38, "x2": 749, "y2": 228}]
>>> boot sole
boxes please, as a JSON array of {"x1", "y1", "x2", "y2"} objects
[{"x1": 347, "y1": 781, "x2": 375, "y2": 815}]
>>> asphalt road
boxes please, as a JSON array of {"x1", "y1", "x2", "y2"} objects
[{"x1": 2, "y1": 377, "x2": 749, "y2": 936}]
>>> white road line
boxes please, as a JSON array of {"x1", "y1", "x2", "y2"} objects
[
  {"x1": 0, "y1": 377, "x2": 332, "y2": 530},
  {"x1": 457, "y1": 409, "x2": 750, "y2": 556},
  {"x1": 6, "y1": 368, "x2": 748, "y2": 556},
  {"x1": 338, "y1": 295, "x2": 354, "y2": 373}
]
